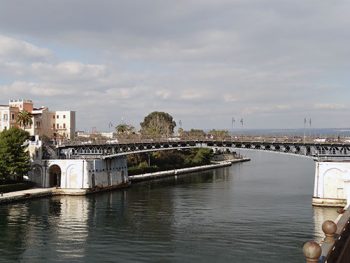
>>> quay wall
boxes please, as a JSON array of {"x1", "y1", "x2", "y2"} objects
[{"x1": 129, "y1": 158, "x2": 250, "y2": 183}]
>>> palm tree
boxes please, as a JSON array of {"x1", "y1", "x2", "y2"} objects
[{"x1": 16, "y1": 110, "x2": 33, "y2": 129}]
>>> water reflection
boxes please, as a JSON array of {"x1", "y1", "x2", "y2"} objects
[{"x1": 0, "y1": 151, "x2": 322, "y2": 263}]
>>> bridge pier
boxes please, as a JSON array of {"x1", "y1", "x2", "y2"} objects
[
  {"x1": 28, "y1": 157, "x2": 129, "y2": 193},
  {"x1": 312, "y1": 161, "x2": 349, "y2": 207}
]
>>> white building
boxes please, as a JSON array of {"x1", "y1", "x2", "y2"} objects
[
  {"x1": 52, "y1": 111, "x2": 76, "y2": 140},
  {"x1": 0, "y1": 99, "x2": 76, "y2": 140}
]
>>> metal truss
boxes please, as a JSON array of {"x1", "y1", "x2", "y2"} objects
[{"x1": 57, "y1": 140, "x2": 350, "y2": 160}]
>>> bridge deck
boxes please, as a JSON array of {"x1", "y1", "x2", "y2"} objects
[{"x1": 56, "y1": 139, "x2": 350, "y2": 159}]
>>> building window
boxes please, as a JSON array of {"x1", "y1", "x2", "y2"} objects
[
  {"x1": 63, "y1": 123, "x2": 66, "y2": 128},
  {"x1": 57, "y1": 124, "x2": 59, "y2": 129},
  {"x1": 53, "y1": 115, "x2": 55, "y2": 119},
  {"x1": 63, "y1": 115, "x2": 66, "y2": 119},
  {"x1": 53, "y1": 123, "x2": 55, "y2": 129},
  {"x1": 3, "y1": 114, "x2": 8, "y2": 121},
  {"x1": 11, "y1": 113, "x2": 15, "y2": 120},
  {"x1": 57, "y1": 115, "x2": 59, "y2": 119}
]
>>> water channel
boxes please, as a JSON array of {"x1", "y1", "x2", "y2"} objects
[{"x1": 0, "y1": 151, "x2": 339, "y2": 262}]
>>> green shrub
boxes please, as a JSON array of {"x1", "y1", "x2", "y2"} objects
[{"x1": 128, "y1": 148, "x2": 214, "y2": 175}]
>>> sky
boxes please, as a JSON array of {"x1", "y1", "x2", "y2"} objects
[{"x1": 0, "y1": 0, "x2": 349, "y2": 132}]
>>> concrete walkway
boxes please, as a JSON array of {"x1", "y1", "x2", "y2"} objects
[{"x1": 0, "y1": 187, "x2": 57, "y2": 204}]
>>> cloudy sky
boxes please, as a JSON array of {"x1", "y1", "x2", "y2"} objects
[{"x1": 0, "y1": 0, "x2": 349, "y2": 131}]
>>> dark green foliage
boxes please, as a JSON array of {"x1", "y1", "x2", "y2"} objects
[
  {"x1": 151, "y1": 150, "x2": 186, "y2": 170},
  {"x1": 0, "y1": 128, "x2": 30, "y2": 180},
  {"x1": 128, "y1": 148, "x2": 213, "y2": 175},
  {"x1": 140, "y1": 111, "x2": 176, "y2": 137},
  {"x1": 115, "y1": 124, "x2": 135, "y2": 135},
  {"x1": 128, "y1": 166, "x2": 159, "y2": 176},
  {"x1": 189, "y1": 148, "x2": 213, "y2": 165}
]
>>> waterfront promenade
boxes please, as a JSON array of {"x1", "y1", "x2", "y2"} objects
[
  {"x1": 0, "y1": 188, "x2": 56, "y2": 204},
  {"x1": 0, "y1": 187, "x2": 89, "y2": 204}
]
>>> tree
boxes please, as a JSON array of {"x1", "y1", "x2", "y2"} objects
[
  {"x1": 115, "y1": 124, "x2": 135, "y2": 135},
  {"x1": 191, "y1": 148, "x2": 213, "y2": 165},
  {"x1": 16, "y1": 110, "x2": 33, "y2": 129},
  {"x1": 0, "y1": 128, "x2": 30, "y2": 180},
  {"x1": 208, "y1": 129, "x2": 229, "y2": 140},
  {"x1": 140, "y1": 111, "x2": 176, "y2": 137},
  {"x1": 182, "y1": 129, "x2": 206, "y2": 139}
]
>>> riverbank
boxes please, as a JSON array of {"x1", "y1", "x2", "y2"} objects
[
  {"x1": 0, "y1": 184, "x2": 131, "y2": 204},
  {"x1": 129, "y1": 158, "x2": 250, "y2": 183},
  {"x1": 0, "y1": 158, "x2": 250, "y2": 204}
]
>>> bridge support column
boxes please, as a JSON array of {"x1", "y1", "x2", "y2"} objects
[
  {"x1": 28, "y1": 157, "x2": 129, "y2": 192},
  {"x1": 312, "y1": 161, "x2": 349, "y2": 207},
  {"x1": 344, "y1": 177, "x2": 350, "y2": 207}
]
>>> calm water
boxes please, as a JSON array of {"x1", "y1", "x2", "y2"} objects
[{"x1": 0, "y1": 151, "x2": 339, "y2": 263}]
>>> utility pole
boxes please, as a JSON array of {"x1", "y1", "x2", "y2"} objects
[
  {"x1": 231, "y1": 117, "x2": 235, "y2": 137},
  {"x1": 303, "y1": 117, "x2": 306, "y2": 144}
]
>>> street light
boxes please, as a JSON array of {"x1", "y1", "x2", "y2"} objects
[
  {"x1": 303, "y1": 117, "x2": 306, "y2": 144},
  {"x1": 231, "y1": 117, "x2": 235, "y2": 138}
]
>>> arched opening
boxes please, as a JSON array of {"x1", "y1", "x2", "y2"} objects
[
  {"x1": 323, "y1": 168, "x2": 345, "y2": 199},
  {"x1": 48, "y1": 165, "x2": 62, "y2": 187}
]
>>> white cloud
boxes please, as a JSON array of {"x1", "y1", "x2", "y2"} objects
[
  {"x1": 223, "y1": 94, "x2": 239, "y2": 102},
  {"x1": 155, "y1": 90, "x2": 171, "y2": 100},
  {"x1": 0, "y1": 81, "x2": 75, "y2": 97},
  {"x1": 31, "y1": 61, "x2": 107, "y2": 81},
  {"x1": 313, "y1": 104, "x2": 347, "y2": 111},
  {"x1": 0, "y1": 1, "x2": 350, "y2": 129},
  {"x1": 0, "y1": 35, "x2": 52, "y2": 61},
  {"x1": 180, "y1": 90, "x2": 209, "y2": 100}
]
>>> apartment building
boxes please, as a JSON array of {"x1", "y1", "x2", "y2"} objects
[
  {"x1": 52, "y1": 111, "x2": 76, "y2": 140},
  {"x1": 0, "y1": 99, "x2": 76, "y2": 140},
  {"x1": 0, "y1": 104, "x2": 18, "y2": 130}
]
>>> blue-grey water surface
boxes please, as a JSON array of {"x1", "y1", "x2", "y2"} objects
[{"x1": 0, "y1": 151, "x2": 339, "y2": 262}]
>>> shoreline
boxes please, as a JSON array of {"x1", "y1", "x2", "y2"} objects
[
  {"x1": 0, "y1": 158, "x2": 250, "y2": 205},
  {"x1": 129, "y1": 158, "x2": 250, "y2": 183}
]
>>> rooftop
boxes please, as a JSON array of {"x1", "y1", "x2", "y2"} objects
[{"x1": 9, "y1": 99, "x2": 33, "y2": 103}]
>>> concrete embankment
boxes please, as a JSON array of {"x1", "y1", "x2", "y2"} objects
[
  {"x1": 0, "y1": 158, "x2": 250, "y2": 204},
  {"x1": 0, "y1": 188, "x2": 57, "y2": 204},
  {"x1": 129, "y1": 158, "x2": 250, "y2": 183},
  {"x1": 0, "y1": 184, "x2": 133, "y2": 204}
]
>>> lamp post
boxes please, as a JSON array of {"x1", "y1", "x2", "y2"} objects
[
  {"x1": 231, "y1": 117, "x2": 235, "y2": 138},
  {"x1": 303, "y1": 117, "x2": 306, "y2": 144}
]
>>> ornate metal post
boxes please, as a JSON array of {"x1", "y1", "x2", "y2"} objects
[{"x1": 303, "y1": 241, "x2": 322, "y2": 263}]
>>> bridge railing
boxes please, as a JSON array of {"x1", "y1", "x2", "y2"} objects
[
  {"x1": 58, "y1": 135, "x2": 350, "y2": 147},
  {"x1": 303, "y1": 209, "x2": 350, "y2": 263}
]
